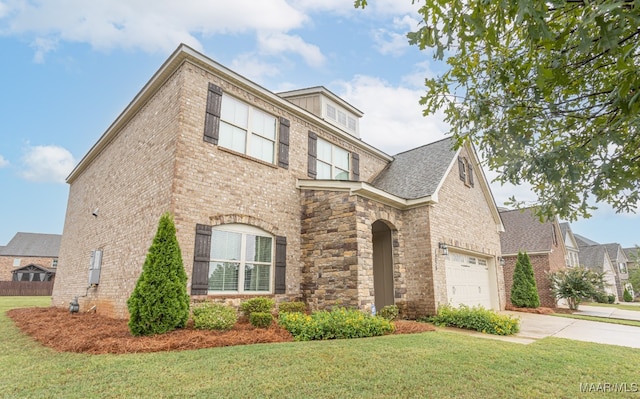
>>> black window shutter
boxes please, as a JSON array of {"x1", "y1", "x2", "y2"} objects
[
  {"x1": 351, "y1": 152, "x2": 360, "y2": 181},
  {"x1": 308, "y1": 131, "x2": 317, "y2": 178},
  {"x1": 278, "y1": 117, "x2": 290, "y2": 169},
  {"x1": 458, "y1": 156, "x2": 466, "y2": 181},
  {"x1": 467, "y1": 160, "x2": 474, "y2": 187},
  {"x1": 204, "y1": 83, "x2": 223, "y2": 145},
  {"x1": 274, "y1": 236, "x2": 287, "y2": 294},
  {"x1": 191, "y1": 224, "x2": 212, "y2": 295}
]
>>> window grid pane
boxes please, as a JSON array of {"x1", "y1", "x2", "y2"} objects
[
  {"x1": 220, "y1": 97, "x2": 248, "y2": 129},
  {"x1": 244, "y1": 264, "x2": 271, "y2": 291},
  {"x1": 317, "y1": 161, "x2": 331, "y2": 179},
  {"x1": 251, "y1": 109, "x2": 276, "y2": 140},
  {"x1": 208, "y1": 262, "x2": 239, "y2": 291},
  {"x1": 211, "y1": 230, "x2": 242, "y2": 260},
  {"x1": 219, "y1": 122, "x2": 247, "y2": 154},
  {"x1": 249, "y1": 134, "x2": 275, "y2": 163},
  {"x1": 334, "y1": 146, "x2": 349, "y2": 170}
]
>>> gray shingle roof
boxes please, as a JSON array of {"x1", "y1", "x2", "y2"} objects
[
  {"x1": 602, "y1": 243, "x2": 623, "y2": 263},
  {"x1": 559, "y1": 222, "x2": 570, "y2": 238},
  {"x1": 371, "y1": 137, "x2": 456, "y2": 199},
  {"x1": 499, "y1": 207, "x2": 557, "y2": 254},
  {"x1": 0, "y1": 233, "x2": 61, "y2": 257},
  {"x1": 574, "y1": 233, "x2": 599, "y2": 247},
  {"x1": 578, "y1": 245, "x2": 608, "y2": 272},
  {"x1": 623, "y1": 247, "x2": 639, "y2": 259}
]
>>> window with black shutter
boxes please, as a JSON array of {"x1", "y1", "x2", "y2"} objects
[
  {"x1": 191, "y1": 224, "x2": 212, "y2": 295},
  {"x1": 308, "y1": 131, "x2": 317, "y2": 178},
  {"x1": 351, "y1": 152, "x2": 360, "y2": 181},
  {"x1": 203, "y1": 84, "x2": 222, "y2": 145},
  {"x1": 278, "y1": 117, "x2": 290, "y2": 169}
]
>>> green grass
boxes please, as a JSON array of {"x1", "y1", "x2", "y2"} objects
[
  {"x1": 551, "y1": 313, "x2": 640, "y2": 328},
  {"x1": 2, "y1": 297, "x2": 640, "y2": 398},
  {"x1": 583, "y1": 302, "x2": 640, "y2": 311}
]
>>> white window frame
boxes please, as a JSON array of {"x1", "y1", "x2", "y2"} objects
[
  {"x1": 219, "y1": 95, "x2": 277, "y2": 164},
  {"x1": 13, "y1": 258, "x2": 20, "y2": 267},
  {"x1": 208, "y1": 224, "x2": 274, "y2": 294},
  {"x1": 324, "y1": 101, "x2": 357, "y2": 134},
  {"x1": 316, "y1": 137, "x2": 350, "y2": 180}
]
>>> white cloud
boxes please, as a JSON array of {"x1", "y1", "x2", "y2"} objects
[
  {"x1": 1, "y1": 0, "x2": 308, "y2": 59},
  {"x1": 0, "y1": 154, "x2": 9, "y2": 168},
  {"x1": 372, "y1": 15, "x2": 420, "y2": 56},
  {"x1": 257, "y1": 32, "x2": 325, "y2": 67},
  {"x1": 336, "y1": 75, "x2": 449, "y2": 155},
  {"x1": 20, "y1": 145, "x2": 76, "y2": 183},
  {"x1": 229, "y1": 53, "x2": 282, "y2": 83}
]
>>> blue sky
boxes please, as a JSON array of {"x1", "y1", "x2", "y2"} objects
[{"x1": 0, "y1": 0, "x2": 637, "y2": 248}]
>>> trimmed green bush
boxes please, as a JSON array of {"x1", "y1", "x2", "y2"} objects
[
  {"x1": 429, "y1": 305, "x2": 520, "y2": 335},
  {"x1": 378, "y1": 305, "x2": 399, "y2": 321},
  {"x1": 192, "y1": 302, "x2": 237, "y2": 330},
  {"x1": 240, "y1": 297, "x2": 275, "y2": 317},
  {"x1": 623, "y1": 288, "x2": 633, "y2": 302},
  {"x1": 608, "y1": 294, "x2": 616, "y2": 304},
  {"x1": 127, "y1": 213, "x2": 190, "y2": 336},
  {"x1": 593, "y1": 292, "x2": 609, "y2": 303},
  {"x1": 249, "y1": 312, "x2": 274, "y2": 328},
  {"x1": 510, "y1": 251, "x2": 540, "y2": 308},
  {"x1": 278, "y1": 301, "x2": 307, "y2": 314},
  {"x1": 278, "y1": 307, "x2": 395, "y2": 341}
]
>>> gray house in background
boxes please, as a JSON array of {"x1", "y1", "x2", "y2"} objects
[{"x1": 577, "y1": 244, "x2": 619, "y2": 301}]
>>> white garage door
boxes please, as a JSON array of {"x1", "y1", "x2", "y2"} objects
[{"x1": 445, "y1": 252, "x2": 492, "y2": 309}]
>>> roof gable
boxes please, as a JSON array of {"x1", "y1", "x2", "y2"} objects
[
  {"x1": 500, "y1": 208, "x2": 561, "y2": 254},
  {"x1": 0, "y1": 233, "x2": 61, "y2": 257},
  {"x1": 574, "y1": 233, "x2": 599, "y2": 247},
  {"x1": 578, "y1": 245, "x2": 608, "y2": 272},
  {"x1": 559, "y1": 222, "x2": 579, "y2": 251},
  {"x1": 371, "y1": 137, "x2": 455, "y2": 200}
]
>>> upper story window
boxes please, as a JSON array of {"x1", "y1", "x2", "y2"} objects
[
  {"x1": 52, "y1": 259, "x2": 58, "y2": 268},
  {"x1": 13, "y1": 258, "x2": 20, "y2": 267},
  {"x1": 317, "y1": 138, "x2": 350, "y2": 180},
  {"x1": 458, "y1": 156, "x2": 474, "y2": 187},
  {"x1": 325, "y1": 103, "x2": 357, "y2": 134},
  {"x1": 219, "y1": 96, "x2": 277, "y2": 164},
  {"x1": 619, "y1": 262, "x2": 628, "y2": 274},
  {"x1": 209, "y1": 224, "x2": 273, "y2": 294}
]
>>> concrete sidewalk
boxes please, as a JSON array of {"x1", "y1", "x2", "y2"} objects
[
  {"x1": 574, "y1": 305, "x2": 640, "y2": 322},
  {"x1": 504, "y1": 311, "x2": 640, "y2": 349}
]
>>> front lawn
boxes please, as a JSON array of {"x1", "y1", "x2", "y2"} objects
[
  {"x1": 2, "y1": 297, "x2": 639, "y2": 398},
  {"x1": 583, "y1": 302, "x2": 640, "y2": 312}
]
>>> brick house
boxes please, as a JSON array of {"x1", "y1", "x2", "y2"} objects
[
  {"x1": 51, "y1": 44, "x2": 505, "y2": 319},
  {"x1": 499, "y1": 208, "x2": 567, "y2": 308},
  {"x1": 0, "y1": 233, "x2": 60, "y2": 281}
]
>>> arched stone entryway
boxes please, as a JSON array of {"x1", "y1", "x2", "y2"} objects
[{"x1": 372, "y1": 220, "x2": 394, "y2": 310}]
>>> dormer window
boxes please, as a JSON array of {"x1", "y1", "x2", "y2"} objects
[{"x1": 325, "y1": 102, "x2": 357, "y2": 135}]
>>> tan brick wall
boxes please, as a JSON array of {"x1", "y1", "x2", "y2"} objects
[
  {"x1": 0, "y1": 256, "x2": 57, "y2": 281},
  {"x1": 429, "y1": 145, "x2": 505, "y2": 312},
  {"x1": 53, "y1": 59, "x2": 391, "y2": 318}
]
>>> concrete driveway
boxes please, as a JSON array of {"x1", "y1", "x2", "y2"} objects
[{"x1": 505, "y1": 310, "x2": 640, "y2": 349}]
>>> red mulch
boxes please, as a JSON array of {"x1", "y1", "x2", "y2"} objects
[
  {"x1": 6, "y1": 307, "x2": 434, "y2": 355},
  {"x1": 505, "y1": 305, "x2": 573, "y2": 315}
]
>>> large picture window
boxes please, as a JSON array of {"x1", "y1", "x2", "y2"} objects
[
  {"x1": 208, "y1": 224, "x2": 273, "y2": 293},
  {"x1": 317, "y1": 138, "x2": 350, "y2": 180},
  {"x1": 219, "y1": 96, "x2": 277, "y2": 163}
]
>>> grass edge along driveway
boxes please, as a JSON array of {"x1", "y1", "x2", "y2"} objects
[{"x1": 2, "y1": 297, "x2": 639, "y2": 399}]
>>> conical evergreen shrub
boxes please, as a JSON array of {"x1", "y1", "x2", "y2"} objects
[
  {"x1": 510, "y1": 251, "x2": 540, "y2": 308},
  {"x1": 127, "y1": 212, "x2": 190, "y2": 336}
]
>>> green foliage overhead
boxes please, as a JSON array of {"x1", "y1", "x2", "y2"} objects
[
  {"x1": 356, "y1": 0, "x2": 640, "y2": 221},
  {"x1": 127, "y1": 213, "x2": 190, "y2": 336},
  {"x1": 548, "y1": 267, "x2": 606, "y2": 310},
  {"x1": 510, "y1": 252, "x2": 540, "y2": 308}
]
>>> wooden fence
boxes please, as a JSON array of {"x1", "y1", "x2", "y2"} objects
[{"x1": 0, "y1": 281, "x2": 54, "y2": 296}]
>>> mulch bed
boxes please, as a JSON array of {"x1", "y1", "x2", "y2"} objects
[
  {"x1": 505, "y1": 305, "x2": 574, "y2": 315},
  {"x1": 7, "y1": 307, "x2": 434, "y2": 355}
]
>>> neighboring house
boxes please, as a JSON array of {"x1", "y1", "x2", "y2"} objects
[
  {"x1": 576, "y1": 244, "x2": 619, "y2": 301},
  {"x1": 499, "y1": 207, "x2": 567, "y2": 308},
  {"x1": 51, "y1": 44, "x2": 506, "y2": 319},
  {"x1": 559, "y1": 223, "x2": 580, "y2": 268},
  {"x1": 12, "y1": 264, "x2": 56, "y2": 282},
  {"x1": 574, "y1": 234, "x2": 631, "y2": 299},
  {"x1": 0, "y1": 233, "x2": 61, "y2": 281},
  {"x1": 603, "y1": 243, "x2": 632, "y2": 298},
  {"x1": 623, "y1": 247, "x2": 638, "y2": 270}
]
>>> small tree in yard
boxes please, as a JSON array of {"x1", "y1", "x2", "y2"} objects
[
  {"x1": 127, "y1": 213, "x2": 190, "y2": 336},
  {"x1": 623, "y1": 287, "x2": 633, "y2": 302},
  {"x1": 510, "y1": 251, "x2": 540, "y2": 308},
  {"x1": 548, "y1": 267, "x2": 606, "y2": 311}
]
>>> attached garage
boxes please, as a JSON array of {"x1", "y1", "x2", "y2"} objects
[{"x1": 445, "y1": 252, "x2": 494, "y2": 309}]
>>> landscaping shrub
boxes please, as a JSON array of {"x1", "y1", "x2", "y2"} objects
[
  {"x1": 249, "y1": 312, "x2": 274, "y2": 328},
  {"x1": 192, "y1": 302, "x2": 237, "y2": 330},
  {"x1": 593, "y1": 292, "x2": 609, "y2": 304},
  {"x1": 429, "y1": 305, "x2": 520, "y2": 335},
  {"x1": 127, "y1": 213, "x2": 190, "y2": 336},
  {"x1": 278, "y1": 301, "x2": 307, "y2": 314},
  {"x1": 549, "y1": 267, "x2": 606, "y2": 310},
  {"x1": 608, "y1": 294, "x2": 616, "y2": 304},
  {"x1": 240, "y1": 297, "x2": 275, "y2": 317},
  {"x1": 510, "y1": 251, "x2": 540, "y2": 308},
  {"x1": 378, "y1": 305, "x2": 399, "y2": 321},
  {"x1": 623, "y1": 288, "x2": 633, "y2": 302},
  {"x1": 278, "y1": 307, "x2": 395, "y2": 341}
]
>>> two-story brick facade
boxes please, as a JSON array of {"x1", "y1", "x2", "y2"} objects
[{"x1": 51, "y1": 44, "x2": 505, "y2": 319}]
